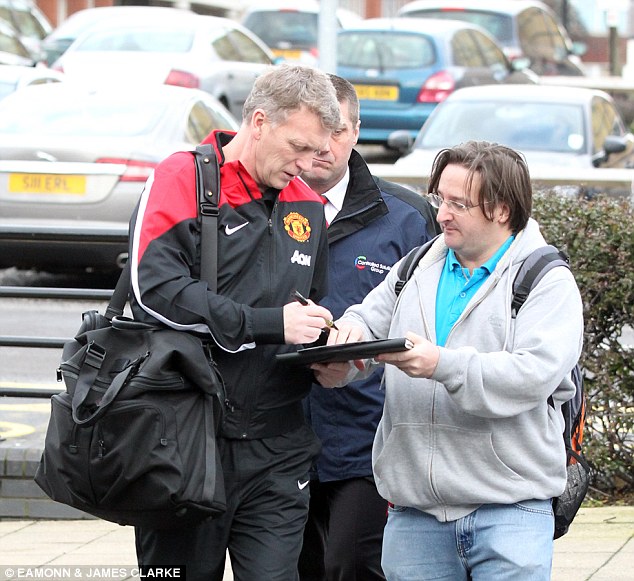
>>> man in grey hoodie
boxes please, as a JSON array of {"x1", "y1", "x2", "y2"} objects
[{"x1": 312, "y1": 141, "x2": 584, "y2": 580}]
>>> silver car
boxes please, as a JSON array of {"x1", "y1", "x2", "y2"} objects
[
  {"x1": 0, "y1": 83, "x2": 239, "y2": 273},
  {"x1": 389, "y1": 84, "x2": 634, "y2": 197},
  {"x1": 397, "y1": 0, "x2": 586, "y2": 76},
  {"x1": 51, "y1": 7, "x2": 276, "y2": 120}
]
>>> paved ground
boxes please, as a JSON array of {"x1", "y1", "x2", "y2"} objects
[{"x1": 0, "y1": 505, "x2": 632, "y2": 580}]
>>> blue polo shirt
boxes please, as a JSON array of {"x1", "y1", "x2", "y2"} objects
[{"x1": 435, "y1": 236, "x2": 514, "y2": 347}]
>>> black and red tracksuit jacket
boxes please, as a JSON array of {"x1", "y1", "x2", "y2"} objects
[{"x1": 129, "y1": 131, "x2": 329, "y2": 439}]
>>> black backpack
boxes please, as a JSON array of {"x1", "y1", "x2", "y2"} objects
[{"x1": 395, "y1": 242, "x2": 589, "y2": 539}]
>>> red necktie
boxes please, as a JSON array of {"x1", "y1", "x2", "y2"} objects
[{"x1": 321, "y1": 195, "x2": 330, "y2": 227}]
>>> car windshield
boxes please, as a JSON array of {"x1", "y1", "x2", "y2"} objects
[
  {"x1": 338, "y1": 31, "x2": 435, "y2": 69},
  {"x1": 75, "y1": 26, "x2": 194, "y2": 52},
  {"x1": 0, "y1": 94, "x2": 165, "y2": 136},
  {"x1": 243, "y1": 11, "x2": 318, "y2": 48},
  {"x1": 404, "y1": 9, "x2": 513, "y2": 44},
  {"x1": 416, "y1": 100, "x2": 586, "y2": 153}
]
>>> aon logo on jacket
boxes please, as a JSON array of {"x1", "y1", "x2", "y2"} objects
[{"x1": 291, "y1": 250, "x2": 311, "y2": 266}]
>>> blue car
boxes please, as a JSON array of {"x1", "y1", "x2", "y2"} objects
[{"x1": 337, "y1": 17, "x2": 535, "y2": 147}]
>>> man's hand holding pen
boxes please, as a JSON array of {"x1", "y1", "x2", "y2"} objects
[
  {"x1": 291, "y1": 290, "x2": 339, "y2": 330},
  {"x1": 283, "y1": 291, "x2": 337, "y2": 345}
]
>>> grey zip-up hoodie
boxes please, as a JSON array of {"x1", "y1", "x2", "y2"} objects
[{"x1": 339, "y1": 219, "x2": 584, "y2": 522}]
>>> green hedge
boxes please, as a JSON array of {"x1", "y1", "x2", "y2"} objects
[{"x1": 532, "y1": 192, "x2": 634, "y2": 502}]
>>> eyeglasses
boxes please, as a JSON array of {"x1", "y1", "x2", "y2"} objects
[{"x1": 425, "y1": 192, "x2": 484, "y2": 215}]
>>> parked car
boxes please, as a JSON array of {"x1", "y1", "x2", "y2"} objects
[
  {"x1": 0, "y1": 83, "x2": 239, "y2": 273},
  {"x1": 40, "y1": 5, "x2": 194, "y2": 66},
  {"x1": 389, "y1": 84, "x2": 634, "y2": 197},
  {"x1": 337, "y1": 17, "x2": 536, "y2": 147},
  {"x1": 0, "y1": 18, "x2": 35, "y2": 66},
  {"x1": 397, "y1": 0, "x2": 585, "y2": 76},
  {"x1": 0, "y1": 64, "x2": 63, "y2": 100},
  {"x1": 51, "y1": 7, "x2": 276, "y2": 120},
  {"x1": 241, "y1": 0, "x2": 361, "y2": 66},
  {"x1": 0, "y1": 0, "x2": 52, "y2": 61}
]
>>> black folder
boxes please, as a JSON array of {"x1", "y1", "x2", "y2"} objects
[{"x1": 276, "y1": 338, "x2": 413, "y2": 365}]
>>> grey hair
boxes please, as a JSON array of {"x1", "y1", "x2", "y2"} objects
[{"x1": 242, "y1": 64, "x2": 340, "y2": 131}]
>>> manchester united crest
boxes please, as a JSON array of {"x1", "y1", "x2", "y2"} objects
[{"x1": 284, "y1": 212, "x2": 311, "y2": 242}]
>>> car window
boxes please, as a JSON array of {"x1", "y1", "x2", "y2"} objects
[
  {"x1": 243, "y1": 11, "x2": 318, "y2": 48},
  {"x1": 541, "y1": 11, "x2": 569, "y2": 58},
  {"x1": 471, "y1": 30, "x2": 509, "y2": 69},
  {"x1": 402, "y1": 9, "x2": 514, "y2": 44},
  {"x1": 338, "y1": 32, "x2": 435, "y2": 69},
  {"x1": 419, "y1": 100, "x2": 584, "y2": 153},
  {"x1": 211, "y1": 29, "x2": 241, "y2": 61},
  {"x1": 517, "y1": 7, "x2": 557, "y2": 60},
  {"x1": 28, "y1": 76, "x2": 61, "y2": 87},
  {"x1": 452, "y1": 29, "x2": 485, "y2": 67},
  {"x1": 0, "y1": 29, "x2": 30, "y2": 57},
  {"x1": 592, "y1": 97, "x2": 626, "y2": 155},
  {"x1": 0, "y1": 6, "x2": 48, "y2": 39},
  {"x1": 187, "y1": 100, "x2": 235, "y2": 142},
  {"x1": 216, "y1": 29, "x2": 271, "y2": 64},
  {"x1": 76, "y1": 28, "x2": 194, "y2": 53}
]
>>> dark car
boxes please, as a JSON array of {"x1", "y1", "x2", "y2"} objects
[
  {"x1": 337, "y1": 17, "x2": 536, "y2": 147},
  {"x1": 398, "y1": 0, "x2": 586, "y2": 76}
]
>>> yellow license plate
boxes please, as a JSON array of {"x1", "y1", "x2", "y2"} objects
[
  {"x1": 272, "y1": 49, "x2": 302, "y2": 60},
  {"x1": 9, "y1": 173, "x2": 86, "y2": 195},
  {"x1": 354, "y1": 84, "x2": 399, "y2": 101}
]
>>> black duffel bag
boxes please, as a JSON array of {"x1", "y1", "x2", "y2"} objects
[
  {"x1": 35, "y1": 300, "x2": 227, "y2": 529},
  {"x1": 35, "y1": 145, "x2": 227, "y2": 529}
]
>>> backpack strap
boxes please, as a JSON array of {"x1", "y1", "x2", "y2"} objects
[
  {"x1": 395, "y1": 238, "x2": 437, "y2": 296},
  {"x1": 193, "y1": 144, "x2": 220, "y2": 292},
  {"x1": 511, "y1": 245, "x2": 574, "y2": 410},
  {"x1": 511, "y1": 245, "x2": 570, "y2": 318}
]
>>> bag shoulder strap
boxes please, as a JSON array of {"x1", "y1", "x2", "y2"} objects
[
  {"x1": 104, "y1": 262, "x2": 131, "y2": 321},
  {"x1": 511, "y1": 245, "x2": 570, "y2": 318},
  {"x1": 104, "y1": 145, "x2": 220, "y2": 320},
  {"x1": 395, "y1": 238, "x2": 436, "y2": 296},
  {"x1": 194, "y1": 144, "x2": 220, "y2": 291}
]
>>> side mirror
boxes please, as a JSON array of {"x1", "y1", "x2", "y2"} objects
[
  {"x1": 604, "y1": 134, "x2": 629, "y2": 155},
  {"x1": 570, "y1": 41, "x2": 587, "y2": 57},
  {"x1": 592, "y1": 134, "x2": 631, "y2": 167},
  {"x1": 510, "y1": 56, "x2": 531, "y2": 72},
  {"x1": 387, "y1": 130, "x2": 414, "y2": 154}
]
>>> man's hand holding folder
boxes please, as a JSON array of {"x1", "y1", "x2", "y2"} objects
[
  {"x1": 307, "y1": 324, "x2": 440, "y2": 387},
  {"x1": 309, "y1": 322, "x2": 369, "y2": 388}
]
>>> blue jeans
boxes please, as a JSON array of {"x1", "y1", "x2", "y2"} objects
[{"x1": 382, "y1": 500, "x2": 554, "y2": 581}]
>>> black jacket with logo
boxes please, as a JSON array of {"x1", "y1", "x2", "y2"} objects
[{"x1": 129, "y1": 131, "x2": 329, "y2": 439}]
